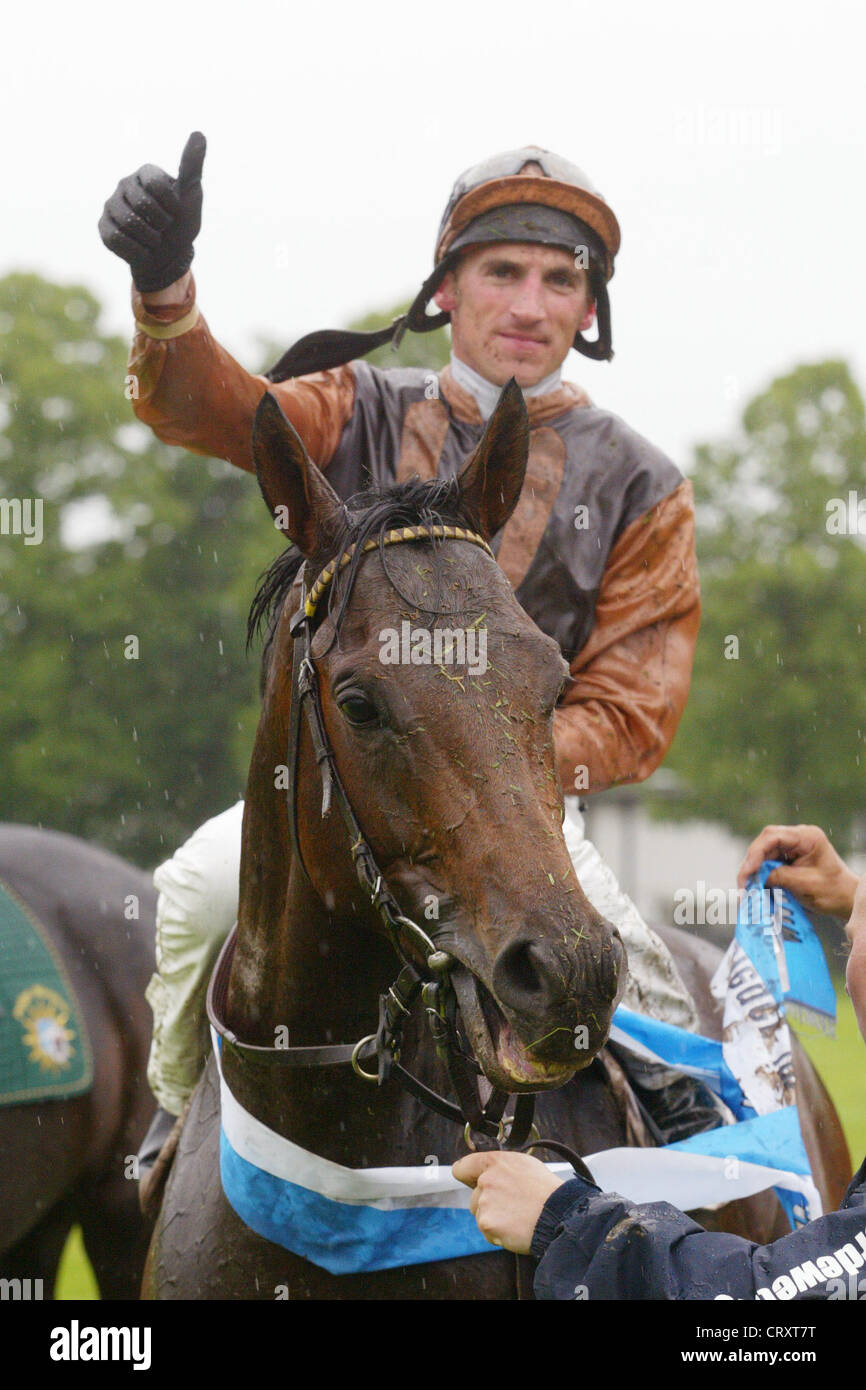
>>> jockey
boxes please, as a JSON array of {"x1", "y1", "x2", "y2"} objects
[{"x1": 99, "y1": 135, "x2": 720, "y2": 1185}]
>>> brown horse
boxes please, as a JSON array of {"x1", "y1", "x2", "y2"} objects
[
  {"x1": 144, "y1": 384, "x2": 849, "y2": 1299},
  {"x1": 0, "y1": 825, "x2": 156, "y2": 1298}
]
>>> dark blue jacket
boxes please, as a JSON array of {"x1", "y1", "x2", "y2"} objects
[{"x1": 531, "y1": 1157, "x2": 866, "y2": 1300}]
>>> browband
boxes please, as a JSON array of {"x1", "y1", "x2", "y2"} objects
[{"x1": 304, "y1": 524, "x2": 493, "y2": 621}]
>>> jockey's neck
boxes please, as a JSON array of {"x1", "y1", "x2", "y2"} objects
[{"x1": 450, "y1": 352, "x2": 562, "y2": 421}]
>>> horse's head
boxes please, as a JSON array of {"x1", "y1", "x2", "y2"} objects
[{"x1": 248, "y1": 382, "x2": 626, "y2": 1093}]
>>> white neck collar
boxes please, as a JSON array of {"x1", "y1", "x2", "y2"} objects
[{"x1": 450, "y1": 353, "x2": 562, "y2": 421}]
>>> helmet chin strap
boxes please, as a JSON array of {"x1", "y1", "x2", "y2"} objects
[
  {"x1": 264, "y1": 258, "x2": 454, "y2": 385},
  {"x1": 574, "y1": 278, "x2": 613, "y2": 361},
  {"x1": 265, "y1": 234, "x2": 612, "y2": 383}
]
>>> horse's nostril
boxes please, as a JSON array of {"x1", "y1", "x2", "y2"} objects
[
  {"x1": 510, "y1": 942, "x2": 543, "y2": 993},
  {"x1": 493, "y1": 938, "x2": 547, "y2": 1007}
]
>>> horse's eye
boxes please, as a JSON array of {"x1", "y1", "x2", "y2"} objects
[{"x1": 338, "y1": 693, "x2": 379, "y2": 728}]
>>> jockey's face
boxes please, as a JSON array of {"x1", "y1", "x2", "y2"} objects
[{"x1": 434, "y1": 242, "x2": 596, "y2": 390}]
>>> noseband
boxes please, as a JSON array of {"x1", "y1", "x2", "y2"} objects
[{"x1": 208, "y1": 523, "x2": 591, "y2": 1174}]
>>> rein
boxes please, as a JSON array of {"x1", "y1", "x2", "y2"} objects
[{"x1": 206, "y1": 522, "x2": 590, "y2": 1289}]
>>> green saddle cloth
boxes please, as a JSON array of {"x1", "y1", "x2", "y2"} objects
[{"x1": 0, "y1": 876, "x2": 93, "y2": 1104}]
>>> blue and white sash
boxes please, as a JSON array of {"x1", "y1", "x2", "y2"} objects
[
  {"x1": 213, "y1": 860, "x2": 833, "y2": 1273},
  {"x1": 213, "y1": 1037, "x2": 518, "y2": 1273},
  {"x1": 608, "y1": 1009, "x2": 822, "y2": 1231}
]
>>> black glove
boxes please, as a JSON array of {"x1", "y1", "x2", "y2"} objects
[{"x1": 98, "y1": 131, "x2": 206, "y2": 293}]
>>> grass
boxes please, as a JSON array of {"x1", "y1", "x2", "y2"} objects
[
  {"x1": 792, "y1": 981, "x2": 865, "y2": 1168},
  {"x1": 51, "y1": 986, "x2": 863, "y2": 1300},
  {"x1": 54, "y1": 1225, "x2": 99, "y2": 1300}
]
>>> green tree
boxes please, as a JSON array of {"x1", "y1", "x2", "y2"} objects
[
  {"x1": 660, "y1": 360, "x2": 866, "y2": 853},
  {"x1": 0, "y1": 276, "x2": 453, "y2": 867},
  {"x1": 0, "y1": 272, "x2": 280, "y2": 866}
]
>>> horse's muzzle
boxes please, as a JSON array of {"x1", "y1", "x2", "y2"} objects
[{"x1": 450, "y1": 921, "x2": 624, "y2": 1092}]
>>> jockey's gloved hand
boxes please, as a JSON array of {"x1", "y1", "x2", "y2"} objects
[{"x1": 98, "y1": 131, "x2": 206, "y2": 293}]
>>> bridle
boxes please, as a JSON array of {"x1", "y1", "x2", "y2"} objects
[{"x1": 206, "y1": 522, "x2": 593, "y2": 1221}]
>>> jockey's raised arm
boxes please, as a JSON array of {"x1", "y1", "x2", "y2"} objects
[{"x1": 128, "y1": 278, "x2": 356, "y2": 473}]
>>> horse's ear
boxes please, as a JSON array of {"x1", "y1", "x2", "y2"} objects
[
  {"x1": 456, "y1": 379, "x2": 529, "y2": 539},
  {"x1": 252, "y1": 391, "x2": 342, "y2": 557}
]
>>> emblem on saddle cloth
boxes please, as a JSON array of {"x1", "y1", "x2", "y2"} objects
[
  {"x1": 0, "y1": 879, "x2": 93, "y2": 1105},
  {"x1": 13, "y1": 985, "x2": 77, "y2": 1071}
]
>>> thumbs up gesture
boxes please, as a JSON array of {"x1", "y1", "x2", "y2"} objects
[{"x1": 99, "y1": 132, "x2": 207, "y2": 293}]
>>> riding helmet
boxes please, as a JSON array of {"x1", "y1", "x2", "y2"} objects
[{"x1": 267, "y1": 145, "x2": 621, "y2": 382}]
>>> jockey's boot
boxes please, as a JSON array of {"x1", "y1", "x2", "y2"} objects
[
  {"x1": 136, "y1": 1105, "x2": 182, "y2": 1218},
  {"x1": 613, "y1": 1052, "x2": 735, "y2": 1145}
]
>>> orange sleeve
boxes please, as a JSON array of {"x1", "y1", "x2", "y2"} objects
[
  {"x1": 554, "y1": 480, "x2": 700, "y2": 796},
  {"x1": 127, "y1": 276, "x2": 356, "y2": 473}
]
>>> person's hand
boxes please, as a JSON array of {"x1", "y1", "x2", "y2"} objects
[
  {"x1": 98, "y1": 132, "x2": 206, "y2": 293},
  {"x1": 452, "y1": 1151, "x2": 565, "y2": 1254},
  {"x1": 737, "y1": 824, "x2": 860, "y2": 921}
]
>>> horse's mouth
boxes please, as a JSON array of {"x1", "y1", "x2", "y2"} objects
[{"x1": 450, "y1": 965, "x2": 579, "y2": 1093}]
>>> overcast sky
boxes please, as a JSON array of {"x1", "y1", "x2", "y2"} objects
[{"x1": 3, "y1": 0, "x2": 865, "y2": 469}]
